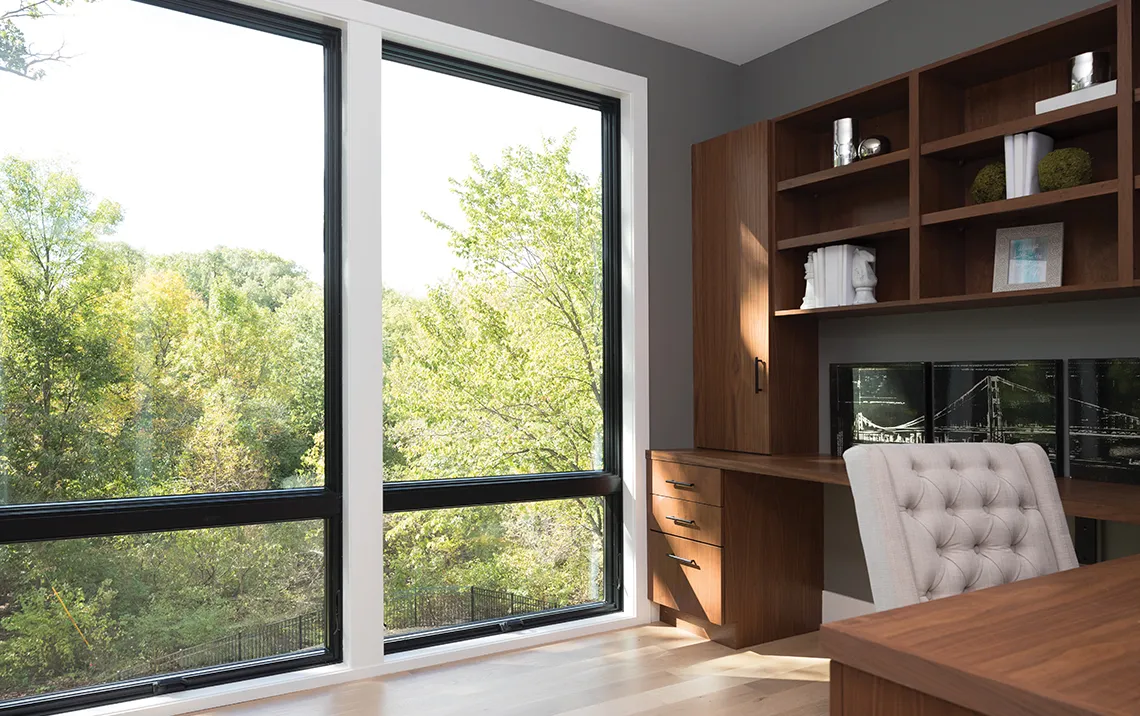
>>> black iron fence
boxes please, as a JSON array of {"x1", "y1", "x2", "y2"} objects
[
  {"x1": 385, "y1": 586, "x2": 555, "y2": 635},
  {"x1": 111, "y1": 586, "x2": 551, "y2": 681},
  {"x1": 112, "y1": 611, "x2": 325, "y2": 683}
]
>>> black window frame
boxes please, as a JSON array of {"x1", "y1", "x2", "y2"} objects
[
  {"x1": 0, "y1": 1, "x2": 343, "y2": 714},
  {"x1": 380, "y1": 43, "x2": 623, "y2": 653}
]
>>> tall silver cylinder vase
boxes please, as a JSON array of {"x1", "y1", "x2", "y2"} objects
[
  {"x1": 1069, "y1": 51, "x2": 1113, "y2": 90},
  {"x1": 833, "y1": 117, "x2": 859, "y2": 167}
]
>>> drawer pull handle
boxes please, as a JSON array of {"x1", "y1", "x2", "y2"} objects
[
  {"x1": 667, "y1": 516, "x2": 696, "y2": 527},
  {"x1": 667, "y1": 554, "x2": 698, "y2": 568},
  {"x1": 665, "y1": 479, "x2": 695, "y2": 488}
]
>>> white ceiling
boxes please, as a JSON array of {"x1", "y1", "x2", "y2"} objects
[{"x1": 533, "y1": 0, "x2": 890, "y2": 65}]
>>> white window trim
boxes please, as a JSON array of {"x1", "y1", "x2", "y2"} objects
[{"x1": 69, "y1": 0, "x2": 650, "y2": 714}]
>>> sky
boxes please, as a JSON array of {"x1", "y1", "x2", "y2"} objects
[{"x1": 0, "y1": 0, "x2": 602, "y2": 295}]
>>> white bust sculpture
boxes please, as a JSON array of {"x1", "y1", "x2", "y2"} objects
[
  {"x1": 852, "y1": 248, "x2": 877, "y2": 305},
  {"x1": 801, "y1": 252, "x2": 818, "y2": 309}
]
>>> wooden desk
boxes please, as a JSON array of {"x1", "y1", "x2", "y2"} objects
[
  {"x1": 650, "y1": 448, "x2": 1140, "y2": 525},
  {"x1": 822, "y1": 554, "x2": 1140, "y2": 716},
  {"x1": 647, "y1": 449, "x2": 1140, "y2": 651}
]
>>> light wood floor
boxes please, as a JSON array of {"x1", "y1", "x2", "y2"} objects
[{"x1": 194, "y1": 625, "x2": 830, "y2": 716}]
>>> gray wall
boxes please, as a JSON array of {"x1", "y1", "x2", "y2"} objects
[
  {"x1": 367, "y1": 0, "x2": 742, "y2": 449},
  {"x1": 739, "y1": 0, "x2": 1135, "y2": 601}
]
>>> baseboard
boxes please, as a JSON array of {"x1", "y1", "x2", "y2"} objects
[{"x1": 822, "y1": 590, "x2": 875, "y2": 622}]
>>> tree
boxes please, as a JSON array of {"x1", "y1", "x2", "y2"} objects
[
  {"x1": 0, "y1": 1, "x2": 91, "y2": 81},
  {"x1": 382, "y1": 134, "x2": 606, "y2": 606},
  {"x1": 0, "y1": 156, "x2": 130, "y2": 504}
]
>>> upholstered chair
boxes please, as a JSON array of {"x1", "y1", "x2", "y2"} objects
[{"x1": 843, "y1": 443, "x2": 1078, "y2": 611}]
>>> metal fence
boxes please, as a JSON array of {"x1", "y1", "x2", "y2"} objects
[
  {"x1": 113, "y1": 611, "x2": 325, "y2": 683},
  {"x1": 111, "y1": 586, "x2": 550, "y2": 681},
  {"x1": 385, "y1": 586, "x2": 555, "y2": 634}
]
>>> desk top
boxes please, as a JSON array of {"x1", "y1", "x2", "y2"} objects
[
  {"x1": 647, "y1": 449, "x2": 1140, "y2": 525},
  {"x1": 821, "y1": 554, "x2": 1140, "y2": 716}
]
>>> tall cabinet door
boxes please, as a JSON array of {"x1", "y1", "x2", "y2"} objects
[{"x1": 692, "y1": 122, "x2": 771, "y2": 454}]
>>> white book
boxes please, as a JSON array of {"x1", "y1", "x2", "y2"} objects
[
  {"x1": 1024, "y1": 131, "x2": 1055, "y2": 195},
  {"x1": 1004, "y1": 135, "x2": 1016, "y2": 200},
  {"x1": 1035, "y1": 79, "x2": 1116, "y2": 115},
  {"x1": 821, "y1": 244, "x2": 858, "y2": 306},
  {"x1": 812, "y1": 248, "x2": 828, "y2": 307},
  {"x1": 1013, "y1": 133, "x2": 1027, "y2": 198}
]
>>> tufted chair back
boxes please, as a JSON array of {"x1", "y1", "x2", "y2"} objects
[{"x1": 843, "y1": 443, "x2": 1078, "y2": 612}]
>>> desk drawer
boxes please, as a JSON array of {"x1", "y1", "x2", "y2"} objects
[
  {"x1": 649, "y1": 530, "x2": 723, "y2": 624},
  {"x1": 650, "y1": 495, "x2": 723, "y2": 546},
  {"x1": 651, "y1": 461, "x2": 722, "y2": 506}
]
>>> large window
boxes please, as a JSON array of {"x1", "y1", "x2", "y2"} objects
[
  {"x1": 0, "y1": 0, "x2": 341, "y2": 712},
  {"x1": 380, "y1": 45, "x2": 621, "y2": 650}
]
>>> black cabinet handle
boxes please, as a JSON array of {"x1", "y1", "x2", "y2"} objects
[
  {"x1": 667, "y1": 516, "x2": 696, "y2": 527},
  {"x1": 755, "y1": 357, "x2": 766, "y2": 393},
  {"x1": 665, "y1": 479, "x2": 695, "y2": 488},
  {"x1": 667, "y1": 554, "x2": 697, "y2": 568}
]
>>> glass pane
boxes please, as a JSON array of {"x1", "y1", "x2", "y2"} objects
[
  {"x1": 384, "y1": 498, "x2": 605, "y2": 637},
  {"x1": 0, "y1": 1, "x2": 327, "y2": 504},
  {"x1": 381, "y1": 59, "x2": 605, "y2": 481},
  {"x1": 0, "y1": 521, "x2": 326, "y2": 701}
]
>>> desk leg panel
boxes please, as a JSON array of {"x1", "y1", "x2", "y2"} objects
[{"x1": 831, "y1": 663, "x2": 982, "y2": 716}]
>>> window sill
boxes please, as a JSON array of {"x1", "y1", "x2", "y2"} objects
[{"x1": 73, "y1": 610, "x2": 646, "y2": 716}]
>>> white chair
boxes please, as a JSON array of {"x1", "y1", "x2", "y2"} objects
[{"x1": 843, "y1": 442, "x2": 1078, "y2": 611}]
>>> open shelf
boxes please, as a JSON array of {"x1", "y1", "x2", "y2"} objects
[
  {"x1": 921, "y1": 180, "x2": 1119, "y2": 226},
  {"x1": 774, "y1": 300, "x2": 915, "y2": 318},
  {"x1": 919, "y1": 95, "x2": 1117, "y2": 161},
  {"x1": 776, "y1": 150, "x2": 908, "y2": 193},
  {"x1": 774, "y1": 283, "x2": 1140, "y2": 319},
  {"x1": 776, "y1": 218, "x2": 909, "y2": 251}
]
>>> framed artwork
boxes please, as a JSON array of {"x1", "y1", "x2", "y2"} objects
[
  {"x1": 1069, "y1": 358, "x2": 1140, "y2": 485},
  {"x1": 932, "y1": 360, "x2": 1063, "y2": 467},
  {"x1": 992, "y1": 222, "x2": 1063, "y2": 292},
  {"x1": 830, "y1": 363, "x2": 930, "y2": 456}
]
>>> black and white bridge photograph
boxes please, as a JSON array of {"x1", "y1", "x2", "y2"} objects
[
  {"x1": 1069, "y1": 358, "x2": 1140, "y2": 485},
  {"x1": 831, "y1": 363, "x2": 928, "y2": 454}
]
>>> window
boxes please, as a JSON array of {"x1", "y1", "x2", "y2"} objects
[
  {"x1": 380, "y1": 45, "x2": 622, "y2": 651},
  {"x1": 0, "y1": 0, "x2": 341, "y2": 712}
]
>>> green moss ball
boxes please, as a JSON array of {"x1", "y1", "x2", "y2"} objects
[
  {"x1": 1038, "y1": 147, "x2": 1093, "y2": 192},
  {"x1": 970, "y1": 162, "x2": 1006, "y2": 204}
]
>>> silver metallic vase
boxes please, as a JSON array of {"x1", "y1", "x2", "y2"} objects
[
  {"x1": 833, "y1": 118, "x2": 859, "y2": 167},
  {"x1": 1069, "y1": 51, "x2": 1113, "y2": 91}
]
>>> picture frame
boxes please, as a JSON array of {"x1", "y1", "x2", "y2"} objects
[
  {"x1": 993, "y1": 222, "x2": 1063, "y2": 292},
  {"x1": 830, "y1": 363, "x2": 930, "y2": 456}
]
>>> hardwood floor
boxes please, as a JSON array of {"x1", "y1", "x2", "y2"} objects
[{"x1": 194, "y1": 625, "x2": 829, "y2": 716}]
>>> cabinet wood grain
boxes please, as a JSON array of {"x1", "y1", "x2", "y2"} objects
[
  {"x1": 649, "y1": 495, "x2": 723, "y2": 546},
  {"x1": 650, "y1": 459, "x2": 723, "y2": 506},
  {"x1": 648, "y1": 530, "x2": 723, "y2": 624}
]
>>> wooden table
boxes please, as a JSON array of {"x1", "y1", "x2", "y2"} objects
[
  {"x1": 650, "y1": 449, "x2": 1140, "y2": 525},
  {"x1": 822, "y1": 554, "x2": 1140, "y2": 716}
]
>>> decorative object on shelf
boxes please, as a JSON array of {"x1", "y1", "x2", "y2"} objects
[
  {"x1": 1069, "y1": 358, "x2": 1140, "y2": 485},
  {"x1": 1069, "y1": 51, "x2": 1113, "y2": 91},
  {"x1": 1003, "y1": 132, "x2": 1054, "y2": 198},
  {"x1": 1037, "y1": 147, "x2": 1093, "y2": 192},
  {"x1": 809, "y1": 243, "x2": 868, "y2": 307},
  {"x1": 992, "y1": 222, "x2": 1063, "y2": 292},
  {"x1": 830, "y1": 362, "x2": 929, "y2": 456},
  {"x1": 800, "y1": 253, "x2": 818, "y2": 310},
  {"x1": 851, "y1": 248, "x2": 877, "y2": 304},
  {"x1": 833, "y1": 117, "x2": 858, "y2": 167},
  {"x1": 857, "y1": 135, "x2": 890, "y2": 159},
  {"x1": 933, "y1": 360, "x2": 1062, "y2": 468},
  {"x1": 970, "y1": 161, "x2": 1006, "y2": 204},
  {"x1": 1036, "y1": 79, "x2": 1116, "y2": 114}
]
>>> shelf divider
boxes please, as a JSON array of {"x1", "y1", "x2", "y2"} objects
[
  {"x1": 776, "y1": 150, "x2": 908, "y2": 192},
  {"x1": 776, "y1": 218, "x2": 909, "y2": 251},
  {"x1": 921, "y1": 180, "x2": 1118, "y2": 225}
]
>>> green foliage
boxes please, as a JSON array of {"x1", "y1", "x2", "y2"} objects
[
  {"x1": 0, "y1": 131, "x2": 606, "y2": 697},
  {"x1": 970, "y1": 161, "x2": 1006, "y2": 204},
  {"x1": 1038, "y1": 147, "x2": 1093, "y2": 193},
  {"x1": 382, "y1": 134, "x2": 605, "y2": 609}
]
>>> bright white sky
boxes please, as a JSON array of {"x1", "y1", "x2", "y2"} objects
[{"x1": 0, "y1": 0, "x2": 601, "y2": 296}]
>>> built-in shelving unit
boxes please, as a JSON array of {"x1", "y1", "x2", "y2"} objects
[{"x1": 770, "y1": 0, "x2": 1139, "y2": 318}]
